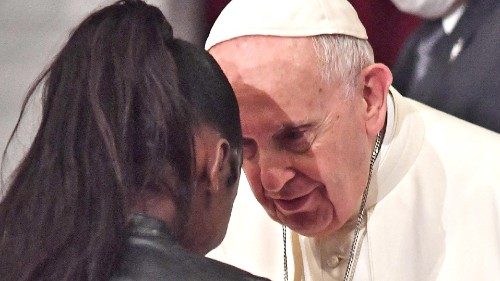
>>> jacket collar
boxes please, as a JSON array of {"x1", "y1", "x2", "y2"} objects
[{"x1": 127, "y1": 213, "x2": 173, "y2": 240}]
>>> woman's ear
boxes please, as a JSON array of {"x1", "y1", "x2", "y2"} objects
[
  {"x1": 361, "y1": 63, "x2": 393, "y2": 137},
  {"x1": 208, "y1": 139, "x2": 231, "y2": 194}
]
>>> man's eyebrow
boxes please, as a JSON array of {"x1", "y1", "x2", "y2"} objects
[{"x1": 276, "y1": 121, "x2": 316, "y2": 133}]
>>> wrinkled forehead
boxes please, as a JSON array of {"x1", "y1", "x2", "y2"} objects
[
  {"x1": 209, "y1": 36, "x2": 320, "y2": 81},
  {"x1": 212, "y1": 38, "x2": 319, "y2": 88},
  {"x1": 210, "y1": 37, "x2": 324, "y2": 98},
  {"x1": 209, "y1": 37, "x2": 340, "y2": 136},
  {"x1": 210, "y1": 36, "x2": 342, "y2": 130}
]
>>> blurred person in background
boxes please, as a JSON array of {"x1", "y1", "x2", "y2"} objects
[
  {"x1": 391, "y1": 0, "x2": 500, "y2": 132},
  {"x1": 0, "y1": 1, "x2": 268, "y2": 280},
  {"x1": 349, "y1": 0, "x2": 421, "y2": 66}
]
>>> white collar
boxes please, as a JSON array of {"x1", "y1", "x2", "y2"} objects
[
  {"x1": 365, "y1": 90, "x2": 395, "y2": 209},
  {"x1": 366, "y1": 87, "x2": 426, "y2": 209},
  {"x1": 378, "y1": 92, "x2": 395, "y2": 167},
  {"x1": 442, "y1": 4, "x2": 466, "y2": 34}
]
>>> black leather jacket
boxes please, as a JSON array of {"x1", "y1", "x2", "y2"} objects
[{"x1": 110, "y1": 214, "x2": 269, "y2": 281}]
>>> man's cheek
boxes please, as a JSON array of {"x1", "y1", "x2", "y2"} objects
[
  {"x1": 246, "y1": 178, "x2": 275, "y2": 213},
  {"x1": 248, "y1": 181, "x2": 267, "y2": 204},
  {"x1": 243, "y1": 171, "x2": 262, "y2": 197}
]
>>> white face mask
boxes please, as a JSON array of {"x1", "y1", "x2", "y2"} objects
[{"x1": 390, "y1": 0, "x2": 460, "y2": 19}]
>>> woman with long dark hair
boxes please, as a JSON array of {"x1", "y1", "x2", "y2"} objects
[{"x1": 0, "y1": 1, "x2": 267, "y2": 280}]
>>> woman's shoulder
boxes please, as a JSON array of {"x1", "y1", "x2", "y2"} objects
[{"x1": 111, "y1": 223, "x2": 269, "y2": 281}]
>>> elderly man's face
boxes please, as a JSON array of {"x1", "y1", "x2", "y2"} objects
[{"x1": 210, "y1": 37, "x2": 374, "y2": 237}]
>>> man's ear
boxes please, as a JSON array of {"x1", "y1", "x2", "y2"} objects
[
  {"x1": 208, "y1": 139, "x2": 231, "y2": 194},
  {"x1": 360, "y1": 63, "x2": 393, "y2": 137}
]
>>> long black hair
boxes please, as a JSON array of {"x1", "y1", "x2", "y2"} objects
[{"x1": 0, "y1": 1, "x2": 219, "y2": 280}]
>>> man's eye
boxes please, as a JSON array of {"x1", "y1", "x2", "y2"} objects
[
  {"x1": 279, "y1": 130, "x2": 312, "y2": 153},
  {"x1": 283, "y1": 130, "x2": 303, "y2": 140}
]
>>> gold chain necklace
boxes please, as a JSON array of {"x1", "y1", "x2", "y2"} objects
[
  {"x1": 283, "y1": 133, "x2": 382, "y2": 281},
  {"x1": 283, "y1": 225, "x2": 289, "y2": 281}
]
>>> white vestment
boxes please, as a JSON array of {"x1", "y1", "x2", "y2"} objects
[{"x1": 209, "y1": 89, "x2": 500, "y2": 281}]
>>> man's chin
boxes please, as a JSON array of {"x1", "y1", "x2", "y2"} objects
[{"x1": 276, "y1": 210, "x2": 337, "y2": 237}]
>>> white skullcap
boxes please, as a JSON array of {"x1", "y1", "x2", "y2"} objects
[{"x1": 205, "y1": 0, "x2": 367, "y2": 50}]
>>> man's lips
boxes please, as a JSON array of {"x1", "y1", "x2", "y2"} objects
[
  {"x1": 273, "y1": 188, "x2": 321, "y2": 215},
  {"x1": 268, "y1": 182, "x2": 321, "y2": 200}
]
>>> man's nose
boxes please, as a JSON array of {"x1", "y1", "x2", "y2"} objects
[{"x1": 259, "y1": 150, "x2": 295, "y2": 193}]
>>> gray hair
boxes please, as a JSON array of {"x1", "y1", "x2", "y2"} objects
[{"x1": 312, "y1": 34, "x2": 374, "y2": 98}]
